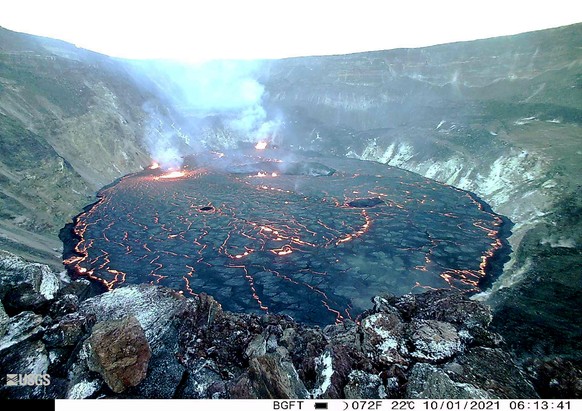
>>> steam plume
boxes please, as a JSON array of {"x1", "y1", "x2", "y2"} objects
[{"x1": 131, "y1": 59, "x2": 281, "y2": 166}]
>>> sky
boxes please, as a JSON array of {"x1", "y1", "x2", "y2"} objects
[{"x1": 1, "y1": 0, "x2": 581, "y2": 62}]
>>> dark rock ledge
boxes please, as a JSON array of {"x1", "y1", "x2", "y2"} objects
[{"x1": 0, "y1": 250, "x2": 561, "y2": 399}]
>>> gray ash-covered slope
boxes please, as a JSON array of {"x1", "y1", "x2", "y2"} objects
[
  {"x1": 62, "y1": 150, "x2": 508, "y2": 326},
  {"x1": 0, "y1": 26, "x2": 171, "y2": 266}
]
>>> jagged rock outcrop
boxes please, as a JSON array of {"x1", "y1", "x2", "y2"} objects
[
  {"x1": 77, "y1": 284, "x2": 186, "y2": 350},
  {"x1": 233, "y1": 354, "x2": 309, "y2": 398},
  {"x1": 0, "y1": 250, "x2": 60, "y2": 308},
  {"x1": 0, "y1": 310, "x2": 49, "y2": 399},
  {"x1": 0, "y1": 250, "x2": 560, "y2": 400},
  {"x1": 169, "y1": 287, "x2": 537, "y2": 399},
  {"x1": 526, "y1": 357, "x2": 582, "y2": 399},
  {"x1": 73, "y1": 285, "x2": 188, "y2": 398},
  {"x1": 0, "y1": 311, "x2": 44, "y2": 352},
  {"x1": 406, "y1": 363, "x2": 490, "y2": 399},
  {"x1": 0, "y1": 285, "x2": 537, "y2": 399},
  {"x1": 0, "y1": 248, "x2": 548, "y2": 399}
]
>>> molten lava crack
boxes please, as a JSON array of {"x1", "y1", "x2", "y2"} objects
[{"x1": 63, "y1": 151, "x2": 510, "y2": 326}]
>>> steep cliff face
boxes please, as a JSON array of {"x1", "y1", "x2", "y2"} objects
[{"x1": 0, "y1": 27, "x2": 156, "y2": 266}]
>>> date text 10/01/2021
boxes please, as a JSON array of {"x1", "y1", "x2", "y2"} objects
[{"x1": 271, "y1": 400, "x2": 573, "y2": 411}]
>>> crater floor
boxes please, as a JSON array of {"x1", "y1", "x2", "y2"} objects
[{"x1": 63, "y1": 149, "x2": 508, "y2": 326}]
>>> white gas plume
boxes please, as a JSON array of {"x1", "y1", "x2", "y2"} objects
[{"x1": 131, "y1": 59, "x2": 282, "y2": 166}]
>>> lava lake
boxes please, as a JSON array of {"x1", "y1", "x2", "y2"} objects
[{"x1": 62, "y1": 149, "x2": 511, "y2": 326}]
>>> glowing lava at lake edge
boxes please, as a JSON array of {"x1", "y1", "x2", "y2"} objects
[{"x1": 60, "y1": 153, "x2": 513, "y2": 326}]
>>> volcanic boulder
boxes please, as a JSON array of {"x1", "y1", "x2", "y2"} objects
[
  {"x1": 78, "y1": 284, "x2": 187, "y2": 350},
  {"x1": 84, "y1": 315, "x2": 152, "y2": 393},
  {"x1": 43, "y1": 311, "x2": 96, "y2": 348},
  {"x1": 0, "y1": 311, "x2": 49, "y2": 399},
  {"x1": 0, "y1": 251, "x2": 61, "y2": 315},
  {"x1": 0, "y1": 311, "x2": 44, "y2": 352},
  {"x1": 407, "y1": 319, "x2": 463, "y2": 362},
  {"x1": 344, "y1": 370, "x2": 387, "y2": 399},
  {"x1": 406, "y1": 363, "x2": 490, "y2": 399},
  {"x1": 361, "y1": 310, "x2": 407, "y2": 365},
  {"x1": 246, "y1": 354, "x2": 309, "y2": 398}
]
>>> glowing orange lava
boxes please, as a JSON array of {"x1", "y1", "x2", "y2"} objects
[
  {"x1": 64, "y1": 155, "x2": 509, "y2": 326},
  {"x1": 159, "y1": 171, "x2": 186, "y2": 179},
  {"x1": 335, "y1": 210, "x2": 372, "y2": 245},
  {"x1": 255, "y1": 141, "x2": 268, "y2": 150}
]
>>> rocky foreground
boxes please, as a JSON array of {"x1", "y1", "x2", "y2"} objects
[{"x1": 0, "y1": 251, "x2": 579, "y2": 399}]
